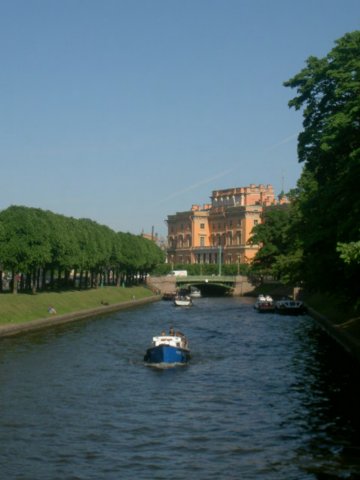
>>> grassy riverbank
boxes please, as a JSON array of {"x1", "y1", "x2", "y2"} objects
[{"x1": 0, "y1": 286, "x2": 155, "y2": 325}]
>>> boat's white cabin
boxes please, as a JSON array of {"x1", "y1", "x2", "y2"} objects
[
  {"x1": 152, "y1": 335, "x2": 188, "y2": 349},
  {"x1": 257, "y1": 294, "x2": 273, "y2": 303}
]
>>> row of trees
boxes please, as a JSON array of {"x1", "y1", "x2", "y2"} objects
[
  {"x1": 0, "y1": 205, "x2": 165, "y2": 293},
  {"x1": 250, "y1": 30, "x2": 360, "y2": 304}
]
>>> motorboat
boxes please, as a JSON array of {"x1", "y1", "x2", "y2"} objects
[
  {"x1": 254, "y1": 294, "x2": 275, "y2": 313},
  {"x1": 275, "y1": 298, "x2": 306, "y2": 315},
  {"x1": 189, "y1": 287, "x2": 201, "y2": 298},
  {"x1": 144, "y1": 331, "x2": 191, "y2": 365},
  {"x1": 174, "y1": 295, "x2": 192, "y2": 306}
]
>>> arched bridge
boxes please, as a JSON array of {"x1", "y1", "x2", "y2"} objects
[{"x1": 147, "y1": 275, "x2": 255, "y2": 296}]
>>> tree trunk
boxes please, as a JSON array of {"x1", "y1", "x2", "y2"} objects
[
  {"x1": 36, "y1": 268, "x2": 41, "y2": 291},
  {"x1": 41, "y1": 268, "x2": 47, "y2": 290},
  {"x1": 64, "y1": 270, "x2": 70, "y2": 288},
  {"x1": 12, "y1": 269, "x2": 18, "y2": 294},
  {"x1": 73, "y1": 268, "x2": 78, "y2": 288},
  {"x1": 32, "y1": 268, "x2": 37, "y2": 294}
]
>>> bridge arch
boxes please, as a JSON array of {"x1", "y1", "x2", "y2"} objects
[{"x1": 147, "y1": 275, "x2": 255, "y2": 297}]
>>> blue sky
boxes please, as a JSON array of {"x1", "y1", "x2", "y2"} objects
[{"x1": 1, "y1": 0, "x2": 359, "y2": 237}]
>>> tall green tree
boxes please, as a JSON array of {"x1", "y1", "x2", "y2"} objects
[
  {"x1": 0, "y1": 206, "x2": 52, "y2": 292},
  {"x1": 284, "y1": 30, "x2": 360, "y2": 297},
  {"x1": 250, "y1": 206, "x2": 291, "y2": 272},
  {"x1": 249, "y1": 202, "x2": 303, "y2": 284},
  {"x1": 0, "y1": 205, "x2": 165, "y2": 293}
]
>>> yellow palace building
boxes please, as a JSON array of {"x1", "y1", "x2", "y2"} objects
[{"x1": 166, "y1": 184, "x2": 285, "y2": 266}]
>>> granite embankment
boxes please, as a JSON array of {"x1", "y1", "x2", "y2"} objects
[
  {"x1": 0, "y1": 294, "x2": 160, "y2": 338},
  {"x1": 307, "y1": 306, "x2": 360, "y2": 364}
]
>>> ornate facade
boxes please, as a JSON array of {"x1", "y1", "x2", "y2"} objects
[{"x1": 166, "y1": 184, "x2": 278, "y2": 265}]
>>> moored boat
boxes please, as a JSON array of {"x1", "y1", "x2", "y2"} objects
[
  {"x1": 189, "y1": 287, "x2": 201, "y2": 298},
  {"x1": 162, "y1": 292, "x2": 176, "y2": 301},
  {"x1": 275, "y1": 298, "x2": 306, "y2": 315},
  {"x1": 144, "y1": 330, "x2": 190, "y2": 365},
  {"x1": 254, "y1": 294, "x2": 275, "y2": 313}
]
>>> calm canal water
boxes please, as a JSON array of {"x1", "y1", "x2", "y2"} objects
[{"x1": 1, "y1": 297, "x2": 360, "y2": 480}]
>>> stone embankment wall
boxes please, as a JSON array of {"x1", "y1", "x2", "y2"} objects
[
  {"x1": 308, "y1": 307, "x2": 360, "y2": 365},
  {"x1": 147, "y1": 276, "x2": 177, "y2": 295},
  {"x1": 232, "y1": 276, "x2": 255, "y2": 295}
]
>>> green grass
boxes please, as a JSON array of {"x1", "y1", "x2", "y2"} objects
[{"x1": 0, "y1": 286, "x2": 155, "y2": 324}]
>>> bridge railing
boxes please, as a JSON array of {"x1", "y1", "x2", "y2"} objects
[{"x1": 176, "y1": 275, "x2": 237, "y2": 283}]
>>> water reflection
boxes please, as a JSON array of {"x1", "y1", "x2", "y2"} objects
[{"x1": 293, "y1": 325, "x2": 360, "y2": 478}]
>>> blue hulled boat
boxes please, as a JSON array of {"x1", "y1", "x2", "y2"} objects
[{"x1": 144, "y1": 332, "x2": 190, "y2": 365}]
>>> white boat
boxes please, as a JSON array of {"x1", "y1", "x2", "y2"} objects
[
  {"x1": 189, "y1": 287, "x2": 201, "y2": 298},
  {"x1": 254, "y1": 294, "x2": 275, "y2": 313},
  {"x1": 275, "y1": 298, "x2": 306, "y2": 315},
  {"x1": 174, "y1": 295, "x2": 192, "y2": 306}
]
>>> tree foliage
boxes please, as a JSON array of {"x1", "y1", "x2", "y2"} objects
[
  {"x1": 0, "y1": 206, "x2": 165, "y2": 293},
  {"x1": 251, "y1": 31, "x2": 360, "y2": 299},
  {"x1": 283, "y1": 30, "x2": 360, "y2": 296},
  {"x1": 249, "y1": 203, "x2": 303, "y2": 284},
  {"x1": 337, "y1": 240, "x2": 360, "y2": 265}
]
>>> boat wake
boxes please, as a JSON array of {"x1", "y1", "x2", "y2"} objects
[{"x1": 144, "y1": 361, "x2": 188, "y2": 369}]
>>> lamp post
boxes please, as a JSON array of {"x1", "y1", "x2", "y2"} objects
[{"x1": 218, "y1": 245, "x2": 222, "y2": 276}]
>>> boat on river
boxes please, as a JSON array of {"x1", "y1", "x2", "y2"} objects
[
  {"x1": 189, "y1": 287, "x2": 201, "y2": 298},
  {"x1": 144, "y1": 331, "x2": 190, "y2": 365},
  {"x1": 254, "y1": 294, "x2": 275, "y2": 313},
  {"x1": 174, "y1": 293, "x2": 192, "y2": 306},
  {"x1": 275, "y1": 298, "x2": 306, "y2": 315},
  {"x1": 162, "y1": 292, "x2": 176, "y2": 301}
]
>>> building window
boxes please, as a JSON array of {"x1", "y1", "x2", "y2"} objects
[
  {"x1": 200, "y1": 236, "x2": 205, "y2": 247},
  {"x1": 200, "y1": 223, "x2": 205, "y2": 229}
]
